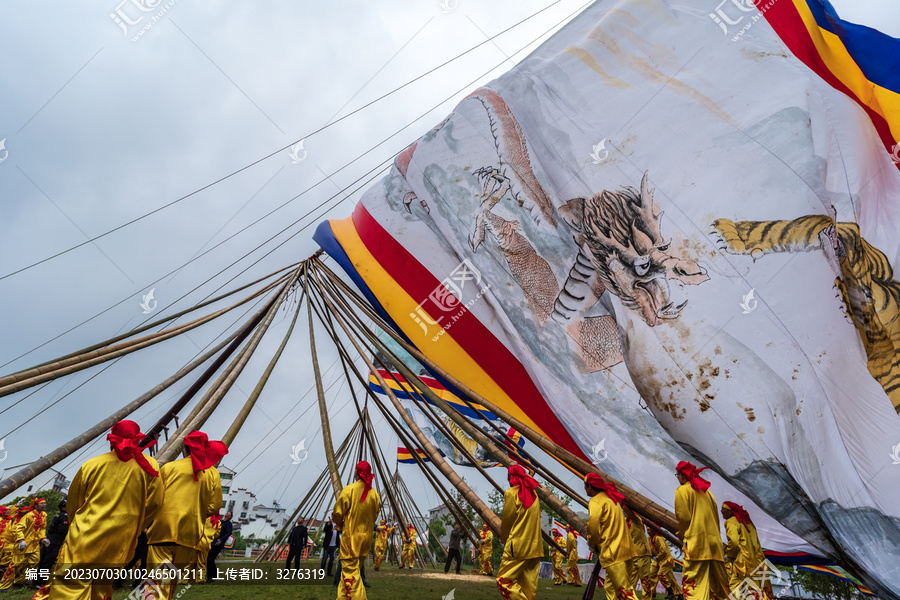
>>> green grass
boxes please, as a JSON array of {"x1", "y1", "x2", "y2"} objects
[{"x1": 0, "y1": 559, "x2": 600, "y2": 600}]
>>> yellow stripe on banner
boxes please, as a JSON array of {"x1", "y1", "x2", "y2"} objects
[
  {"x1": 330, "y1": 216, "x2": 546, "y2": 437},
  {"x1": 792, "y1": 0, "x2": 900, "y2": 142}
]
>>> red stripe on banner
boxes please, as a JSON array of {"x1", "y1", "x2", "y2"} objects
[
  {"x1": 758, "y1": 0, "x2": 899, "y2": 167},
  {"x1": 375, "y1": 369, "x2": 446, "y2": 391},
  {"x1": 352, "y1": 203, "x2": 587, "y2": 461}
]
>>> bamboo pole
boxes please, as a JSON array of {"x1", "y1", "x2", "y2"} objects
[
  {"x1": 142, "y1": 294, "x2": 279, "y2": 447},
  {"x1": 27, "y1": 265, "x2": 296, "y2": 371},
  {"x1": 310, "y1": 278, "x2": 501, "y2": 535},
  {"x1": 222, "y1": 287, "x2": 305, "y2": 446},
  {"x1": 306, "y1": 276, "x2": 343, "y2": 500},
  {"x1": 0, "y1": 320, "x2": 248, "y2": 499},
  {"x1": 316, "y1": 261, "x2": 677, "y2": 535},
  {"x1": 0, "y1": 283, "x2": 278, "y2": 399},
  {"x1": 156, "y1": 266, "x2": 301, "y2": 461}
]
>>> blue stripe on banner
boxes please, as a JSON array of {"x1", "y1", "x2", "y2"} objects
[
  {"x1": 313, "y1": 220, "x2": 498, "y2": 420},
  {"x1": 367, "y1": 379, "x2": 499, "y2": 420},
  {"x1": 807, "y1": 0, "x2": 900, "y2": 92}
]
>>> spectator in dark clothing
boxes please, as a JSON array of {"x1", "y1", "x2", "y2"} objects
[
  {"x1": 444, "y1": 522, "x2": 462, "y2": 574},
  {"x1": 206, "y1": 511, "x2": 233, "y2": 582},
  {"x1": 320, "y1": 516, "x2": 339, "y2": 576},
  {"x1": 35, "y1": 499, "x2": 69, "y2": 586},
  {"x1": 285, "y1": 517, "x2": 309, "y2": 569}
]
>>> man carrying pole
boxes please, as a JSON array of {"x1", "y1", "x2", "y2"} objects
[
  {"x1": 38, "y1": 420, "x2": 162, "y2": 600},
  {"x1": 496, "y1": 465, "x2": 542, "y2": 600},
  {"x1": 626, "y1": 510, "x2": 654, "y2": 598},
  {"x1": 674, "y1": 461, "x2": 729, "y2": 600},
  {"x1": 647, "y1": 528, "x2": 683, "y2": 600},
  {"x1": 478, "y1": 522, "x2": 494, "y2": 576},
  {"x1": 372, "y1": 520, "x2": 394, "y2": 571},
  {"x1": 584, "y1": 473, "x2": 638, "y2": 600},
  {"x1": 400, "y1": 523, "x2": 416, "y2": 569},
  {"x1": 566, "y1": 524, "x2": 582, "y2": 587},
  {"x1": 146, "y1": 431, "x2": 226, "y2": 599},
  {"x1": 551, "y1": 529, "x2": 566, "y2": 585},
  {"x1": 333, "y1": 461, "x2": 380, "y2": 600}
]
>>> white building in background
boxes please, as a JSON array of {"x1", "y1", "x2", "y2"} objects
[{"x1": 218, "y1": 466, "x2": 292, "y2": 542}]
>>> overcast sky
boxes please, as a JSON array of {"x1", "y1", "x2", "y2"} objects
[{"x1": 1, "y1": 0, "x2": 897, "y2": 517}]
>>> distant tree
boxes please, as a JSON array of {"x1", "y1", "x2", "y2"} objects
[
  {"x1": 428, "y1": 518, "x2": 447, "y2": 560},
  {"x1": 791, "y1": 569, "x2": 861, "y2": 600}
]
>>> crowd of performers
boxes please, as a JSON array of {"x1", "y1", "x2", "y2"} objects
[
  {"x1": 0, "y1": 419, "x2": 777, "y2": 600},
  {"x1": 0, "y1": 420, "x2": 231, "y2": 600}
]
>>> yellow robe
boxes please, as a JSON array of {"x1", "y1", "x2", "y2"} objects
[
  {"x1": 497, "y1": 485, "x2": 542, "y2": 600},
  {"x1": 586, "y1": 492, "x2": 637, "y2": 600},
  {"x1": 551, "y1": 539, "x2": 565, "y2": 584},
  {"x1": 372, "y1": 525, "x2": 393, "y2": 569},
  {"x1": 0, "y1": 516, "x2": 11, "y2": 571},
  {"x1": 566, "y1": 531, "x2": 582, "y2": 586},
  {"x1": 49, "y1": 450, "x2": 163, "y2": 600},
  {"x1": 674, "y1": 483, "x2": 729, "y2": 600},
  {"x1": 146, "y1": 457, "x2": 222, "y2": 600},
  {"x1": 333, "y1": 479, "x2": 380, "y2": 600},
  {"x1": 628, "y1": 514, "x2": 654, "y2": 597},
  {"x1": 724, "y1": 515, "x2": 752, "y2": 588},
  {"x1": 647, "y1": 533, "x2": 682, "y2": 596},
  {"x1": 0, "y1": 510, "x2": 47, "y2": 589},
  {"x1": 401, "y1": 529, "x2": 416, "y2": 568},
  {"x1": 743, "y1": 522, "x2": 774, "y2": 600},
  {"x1": 479, "y1": 528, "x2": 493, "y2": 576}
]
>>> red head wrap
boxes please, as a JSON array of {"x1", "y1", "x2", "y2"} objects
[
  {"x1": 567, "y1": 524, "x2": 575, "y2": 533},
  {"x1": 507, "y1": 465, "x2": 539, "y2": 509},
  {"x1": 584, "y1": 473, "x2": 625, "y2": 505},
  {"x1": 722, "y1": 501, "x2": 753, "y2": 525},
  {"x1": 108, "y1": 420, "x2": 159, "y2": 477},
  {"x1": 210, "y1": 513, "x2": 221, "y2": 528},
  {"x1": 183, "y1": 431, "x2": 228, "y2": 481},
  {"x1": 356, "y1": 461, "x2": 374, "y2": 502},
  {"x1": 676, "y1": 461, "x2": 711, "y2": 492},
  {"x1": 552, "y1": 529, "x2": 562, "y2": 538}
]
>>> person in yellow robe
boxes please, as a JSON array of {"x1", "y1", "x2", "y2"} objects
[
  {"x1": 647, "y1": 529, "x2": 683, "y2": 600},
  {"x1": 721, "y1": 502, "x2": 750, "y2": 591},
  {"x1": 187, "y1": 513, "x2": 220, "y2": 585},
  {"x1": 333, "y1": 461, "x2": 380, "y2": 600},
  {"x1": 478, "y1": 522, "x2": 494, "y2": 576},
  {"x1": 496, "y1": 465, "x2": 542, "y2": 600},
  {"x1": 400, "y1": 524, "x2": 416, "y2": 569},
  {"x1": 35, "y1": 420, "x2": 163, "y2": 600},
  {"x1": 584, "y1": 473, "x2": 638, "y2": 600},
  {"x1": 674, "y1": 461, "x2": 729, "y2": 600},
  {"x1": 566, "y1": 525, "x2": 582, "y2": 586},
  {"x1": 722, "y1": 502, "x2": 773, "y2": 600},
  {"x1": 0, "y1": 498, "x2": 47, "y2": 590},
  {"x1": 0, "y1": 506, "x2": 18, "y2": 585},
  {"x1": 550, "y1": 529, "x2": 566, "y2": 585},
  {"x1": 146, "y1": 431, "x2": 225, "y2": 600},
  {"x1": 626, "y1": 510, "x2": 654, "y2": 598},
  {"x1": 372, "y1": 520, "x2": 394, "y2": 570}
]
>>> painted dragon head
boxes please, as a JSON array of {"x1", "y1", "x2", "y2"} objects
[{"x1": 560, "y1": 172, "x2": 709, "y2": 326}]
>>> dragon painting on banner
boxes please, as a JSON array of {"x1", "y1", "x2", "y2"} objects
[{"x1": 315, "y1": 1, "x2": 900, "y2": 597}]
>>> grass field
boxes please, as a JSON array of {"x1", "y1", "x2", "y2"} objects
[{"x1": 0, "y1": 559, "x2": 614, "y2": 600}]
